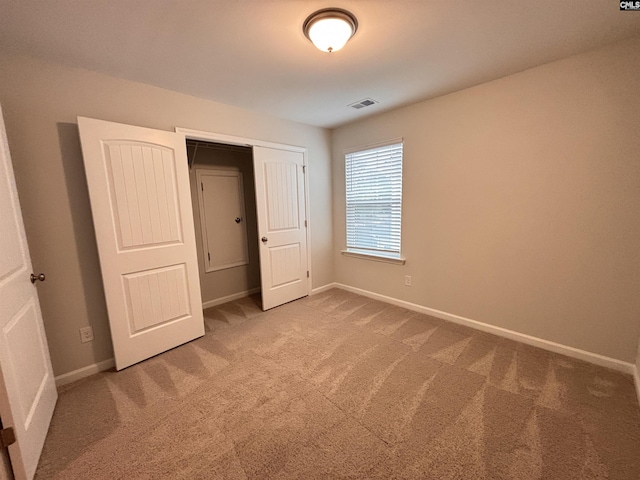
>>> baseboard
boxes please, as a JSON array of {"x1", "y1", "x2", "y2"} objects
[
  {"x1": 55, "y1": 358, "x2": 115, "y2": 387},
  {"x1": 334, "y1": 283, "x2": 635, "y2": 375},
  {"x1": 311, "y1": 283, "x2": 337, "y2": 295},
  {"x1": 202, "y1": 288, "x2": 261, "y2": 309}
]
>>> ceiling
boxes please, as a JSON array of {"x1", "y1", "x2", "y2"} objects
[{"x1": 0, "y1": 1, "x2": 639, "y2": 129}]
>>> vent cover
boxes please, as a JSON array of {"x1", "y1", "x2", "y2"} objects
[{"x1": 348, "y1": 98, "x2": 379, "y2": 110}]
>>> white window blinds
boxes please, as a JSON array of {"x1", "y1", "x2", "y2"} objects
[{"x1": 345, "y1": 141, "x2": 403, "y2": 258}]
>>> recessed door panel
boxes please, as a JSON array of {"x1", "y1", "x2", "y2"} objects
[
  {"x1": 123, "y1": 264, "x2": 190, "y2": 333},
  {"x1": 2, "y1": 301, "x2": 49, "y2": 428},
  {"x1": 269, "y1": 244, "x2": 302, "y2": 288},
  {"x1": 265, "y1": 162, "x2": 299, "y2": 232},
  {"x1": 0, "y1": 194, "x2": 24, "y2": 285},
  {"x1": 105, "y1": 141, "x2": 182, "y2": 250}
]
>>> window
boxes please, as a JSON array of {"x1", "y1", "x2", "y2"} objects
[{"x1": 344, "y1": 140, "x2": 404, "y2": 263}]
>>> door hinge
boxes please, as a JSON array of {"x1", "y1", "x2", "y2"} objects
[
  {"x1": 307, "y1": 271, "x2": 310, "y2": 278},
  {"x1": 302, "y1": 165, "x2": 306, "y2": 174},
  {"x1": 0, "y1": 427, "x2": 16, "y2": 449},
  {"x1": 208, "y1": 252, "x2": 211, "y2": 261},
  {"x1": 201, "y1": 182, "x2": 204, "y2": 191},
  {"x1": 304, "y1": 220, "x2": 307, "y2": 228}
]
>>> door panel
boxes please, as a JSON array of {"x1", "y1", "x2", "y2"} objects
[
  {"x1": 0, "y1": 104, "x2": 57, "y2": 480},
  {"x1": 5, "y1": 301, "x2": 48, "y2": 416},
  {"x1": 123, "y1": 263, "x2": 190, "y2": 333},
  {"x1": 269, "y1": 244, "x2": 302, "y2": 288},
  {"x1": 106, "y1": 142, "x2": 182, "y2": 248},
  {"x1": 265, "y1": 161, "x2": 300, "y2": 231},
  {"x1": 78, "y1": 117, "x2": 204, "y2": 370},
  {"x1": 253, "y1": 147, "x2": 308, "y2": 310}
]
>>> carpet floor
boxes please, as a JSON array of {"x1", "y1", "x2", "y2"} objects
[{"x1": 35, "y1": 289, "x2": 640, "y2": 479}]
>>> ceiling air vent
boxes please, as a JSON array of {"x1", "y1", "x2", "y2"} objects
[{"x1": 348, "y1": 98, "x2": 379, "y2": 110}]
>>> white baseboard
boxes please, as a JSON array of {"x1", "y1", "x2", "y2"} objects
[
  {"x1": 311, "y1": 283, "x2": 337, "y2": 295},
  {"x1": 55, "y1": 358, "x2": 115, "y2": 387},
  {"x1": 202, "y1": 288, "x2": 261, "y2": 309},
  {"x1": 334, "y1": 283, "x2": 635, "y2": 375},
  {"x1": 54, "y1": 289, "x2": 259, "y2": 388}
]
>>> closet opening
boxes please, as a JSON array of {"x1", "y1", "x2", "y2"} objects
[{"x1": 186, "y1": 139, "x2": 261, "y2": 310}]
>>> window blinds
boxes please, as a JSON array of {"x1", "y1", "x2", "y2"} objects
[{"x1": 345, "y1": 142, "x2": 403, "y2": 258}]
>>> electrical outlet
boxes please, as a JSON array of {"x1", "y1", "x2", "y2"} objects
[
  {"x1": 79, "y1": 326, "x2": 94, "y2": 343},
  {"x1": 404, "y1": 275, "x2": 412, "y2": 286}
]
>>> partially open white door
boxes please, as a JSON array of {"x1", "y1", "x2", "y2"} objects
[
  {"x1": 253, "y1": 146, "x2": 308, "y2": 310},
  {"x1": 78, "y1": 117, "x2": 204, "y2": 370},
  {"x1": 0, "y1": 105, "x2": 57, "y2": 480}
]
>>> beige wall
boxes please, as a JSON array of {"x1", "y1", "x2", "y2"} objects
[
  {"x1": 0, "y1": 53, "x2": 333, "y2": 377},
  {"x1": 332, "y1": 39, "x2": 640, "y2": 363},
  {"x1": 188, "y1": 145, "x2": 260, "y2": 303}
]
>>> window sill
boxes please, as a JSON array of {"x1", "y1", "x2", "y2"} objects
[{"x1": 341, "y1": 250, "x2": 406, "y2": 265}]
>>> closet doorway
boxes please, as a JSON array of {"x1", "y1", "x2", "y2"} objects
[
  {"x1": 187, "y1": 140, "x2": 260, "y2": 309},
  {"x1": 178, "y1": 128, "x2": 311, "y2": 311}
]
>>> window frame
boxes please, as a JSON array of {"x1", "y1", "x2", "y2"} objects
[{"x1": 342, "y1": 139, "x2": 405, "y2": 265}]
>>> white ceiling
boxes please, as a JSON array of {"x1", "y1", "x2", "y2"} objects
[{"x1": 1, "y1": 1, "x2": 639, "y2": 128}]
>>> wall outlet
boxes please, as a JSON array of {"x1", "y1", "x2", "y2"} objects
[
  {"x1": 79, "y1": 326, "x2": 94, "y2": 343},
  {"x1": 404, "y1": 275, "x2": 412, "y2": 286}
]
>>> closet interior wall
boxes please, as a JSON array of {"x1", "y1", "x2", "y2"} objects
[{"x1": 187, "y1": 141, "x2": 260, "y2": 306}]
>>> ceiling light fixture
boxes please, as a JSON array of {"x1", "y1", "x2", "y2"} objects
[{"x1": 303, "y1": 8, "x2": 358, "y2": 53}]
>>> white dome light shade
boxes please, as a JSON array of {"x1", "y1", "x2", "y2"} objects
[
  {"x1": 308, "y1": 17, "x2": 353, "y2": 52},
  {"x1": 303, "y1": 9, "x2": 358, "y2": 53}
]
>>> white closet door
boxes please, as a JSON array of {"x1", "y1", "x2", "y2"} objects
[
  {"x1": 0, "y1": 104, "x2": 57, "y2": 480},
  {"x1": 253, "y1": 146, "x2": 308, "y2": 310},
  {"x1": 78, "y1": 117, "x2": 204, "y2": 370}
]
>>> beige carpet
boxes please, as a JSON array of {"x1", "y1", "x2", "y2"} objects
[{"x1": 35, "y1": 289, "x2": 640, "y2": 479}]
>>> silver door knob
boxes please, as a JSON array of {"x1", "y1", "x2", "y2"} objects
[
  {"x1": 261, "y1": 236, "x2": 268, "y2": 243},
  {"x1": 30, "y1": 273, "x2": 46, "y2": 284}
]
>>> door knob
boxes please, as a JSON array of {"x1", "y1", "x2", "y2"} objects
[
  {"x1": 261, "y1": 236, "x2": 268, "y2": 243},
  {"x1": 235, "y1": 217, "x2": 242, "y2": 223},
  {"x1": 30, "y1": 273, "x2": 46, "y2": 284}
]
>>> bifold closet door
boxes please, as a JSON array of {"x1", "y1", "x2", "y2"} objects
[{"x1": 78, "y1": 117, "x2": 204, "y2": 370}]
